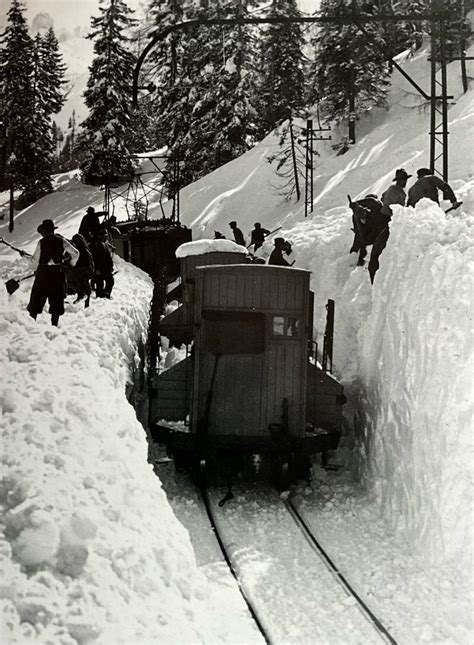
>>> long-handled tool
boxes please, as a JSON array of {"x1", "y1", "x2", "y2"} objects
[
  {"x1": 445, "y1": 201, "x2": 463, "y2": 214},
  {"x1": 5, "y1": 273, "x2": 35, "y2": 295},
  {"x1": 0, "y1": 237, "x2": 32, "y2": 257},
  {"x1": 247, "y1": 226, "x2": 282, "y2": 249}
]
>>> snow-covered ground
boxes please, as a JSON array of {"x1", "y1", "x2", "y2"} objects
[{"x1": 1, "y1": 39, "x2": 473, "y2": 644}]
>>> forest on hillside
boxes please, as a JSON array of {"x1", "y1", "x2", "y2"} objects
[{"x1": 0, "y1": 0, "x2": 471, "y2": 213}]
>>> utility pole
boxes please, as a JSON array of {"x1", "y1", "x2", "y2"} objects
[
  {"x1": 289, "y1": 119, "x2": 301, "y2": 203},
  {"x1": 299, "y1": 118, "x2": 331, "y2": 217}
]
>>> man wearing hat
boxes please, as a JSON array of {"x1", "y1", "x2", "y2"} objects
[
  {"x1": 78, "y1": 206, "x2": 102, "y2": 242},
  {"x1": 367, "y1": 169, "x2": 411, "y2": 284},
  {"x1": 381, "y1": 168, "x2": 411, "y2": 219},
  {"x1": 228, "y1": 221, "x2": 245, "y2": 246},
  {"x1": 27, "y1": 219, "x2": 80, "y2": 326},
  {"x1": 407, "y1": 168, "x2": 460, "y2": 208}
]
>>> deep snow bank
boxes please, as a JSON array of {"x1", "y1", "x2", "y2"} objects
[
  {"x1": 0, "y1": 257, "x2": 242, "y2": 644},
  {"x1": 284, "y1": 195, "x2": 474, "y2": 583}
]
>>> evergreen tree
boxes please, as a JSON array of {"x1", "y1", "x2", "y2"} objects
[
  {"x1": 256, "y1": 0, "x2": 306, "y2": 139},
  {"x1": 78, "y1": 0, "x2": 138, "y2": 184},
  {"x1": 0, "y1": 0, "x2": 35, "y2": 200},
  {"x1": 145, "y1": 0, "x2": 187, "y2": 149},
  {"x1": 179, "y1": 0, "x2": 259, "y2": 179},
  {"x1": 26, "y1": 32, "x2": 55, "y2": 199},
  {"x1": 40, "y1": 28, "x2": 67, "y2": 115},
  {"x1": 156, "y1": 0, "x2": 260, "y2": 186},
  {"x1": 308, "y1": 0, "x2": 390, "y2": 146}
]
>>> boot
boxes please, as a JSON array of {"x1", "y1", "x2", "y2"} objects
[{"x1": 51, "y1": 314, "x2": 60, "y2": 327}]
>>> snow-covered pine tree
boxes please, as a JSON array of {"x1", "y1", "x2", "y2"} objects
[
  {"x1": 179, "y1": 0, "x2": 260, "y2": 179},
  {"x1": 24, "y1": 32, "x2": 56, "y2": 200},
  {"x1": 23, "y1": 28, "x2": 67, "y2": 202},
  {"x1": 79, "y1": 0, "x2": 138, "y2": 184},
  {"x1": 157, "y1": 0, "x2": 260, "y2": 186},
  {"x1": 39, "y1": 27, "x2": 67, "y2": 116},
  {"x1": 0, "y1": 0, "x2": 35, "y2": 205},
  {"x1": 308, "y1": 0, "x2": 390, "y2": 146},
  {"x1": 255, "y1": 0, "x2": 306, "y2": 140}
]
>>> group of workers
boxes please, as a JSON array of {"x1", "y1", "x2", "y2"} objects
[
  {"x1": 352, "y1": 166, "x2": 461, "y2": 282},
  {"x1": 26, "y1": 207, "x2": 116, "y2": 327},
  {"x1": 21, "y1": 165, "x2": 460, "y2": 326},
  {"x1": 215, "y1": 221, "x2": 294, "y2": 266}
]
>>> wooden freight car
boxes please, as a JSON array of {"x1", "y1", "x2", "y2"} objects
[
  {"x1": 159, "y1": 239, "x2": 249, "y2": 344},
  {"x1": 151, "y1": 254, "x2": 345, "y2": 482},
  {"x1": 110, "y1": 219, "x2": 192, "y2": 281}
]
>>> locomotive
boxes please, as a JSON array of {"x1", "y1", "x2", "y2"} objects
[{"x1": 148, "y1": 239, "x2": 346, "y2": 486}]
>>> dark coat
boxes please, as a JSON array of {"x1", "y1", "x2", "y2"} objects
[
  {"x1": 71, "y1": 234, "x2": 94, "y2": 272},
  {"x1": 79, "y1": 212, "x2": 101, "y2": 241},
  {"x1": 251, "y1": 227, "x2": 270, "y2": 250},
  {"x1": 232, "y1": 227, "x2": 245, "y2": 246},
  {"x1": 407, "y1": 175, "x2": 456, "y2": 207},
  {"x1": 90, "y1": 240, "x2": 114, "y2": 274},
  {"x1": 268, "y1": 249, "x2": 291, "y2": 266}
]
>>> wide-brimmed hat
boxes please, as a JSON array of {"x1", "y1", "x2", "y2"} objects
[
  {"x1": 86, "y1": 206, "x2": 95, "y2": 214},
  {"x1": 274, "y1": 237, "x2": 285, "y2": 246},
  {"x1": 417, "y1": 168, "x2": 433, "y2": 178},
  {"x1": 229, "y1": 221, "x2": 237, "y2": 227},
  {"x1": 393, "y1": 168, "x2": 412, "y2": 181},
  {"x1": 37, "y1": 219, "x2": 57, "y2": 234}
]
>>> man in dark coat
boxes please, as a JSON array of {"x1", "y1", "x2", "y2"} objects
[
  {"x1": 268, "y1": 238, "x2": 292, "y2": 267},
  {"x1": 407, "y1": 168, "x2": 460, "y2": 208},
  {"x1": 78, "y1": 206, "x2": 101, "y2": 242},
  {"x1": 90, "y1": 227, "x2": 114, "y2": 298},
  {"x1": 27, "y1": 219, "x2": 79, "y2": 326},
  {"x1": 67, "y1": 233, "x2": 95, "y2": 307},
  {"x1": 229, "y1": 221, "x2": 245, "y2": 246},
  {"x1": 250, "y1": 222, "x2": 270, "y2": 251}
]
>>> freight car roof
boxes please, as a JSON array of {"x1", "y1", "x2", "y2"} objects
[{"x1": 176, "y1": 239, "x2": 249, "y2": 258}]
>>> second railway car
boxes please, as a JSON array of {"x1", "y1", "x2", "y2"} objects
[{"x1": 150, "y1": 240, "x2": 345, "y2": 484}]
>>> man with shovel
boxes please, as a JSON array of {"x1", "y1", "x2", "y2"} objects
[{"x1": 27, "y1": 219, "x2": 79, "y2": 326}]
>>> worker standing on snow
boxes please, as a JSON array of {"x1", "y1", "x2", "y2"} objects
[
  {"x1": 27, "y1": 219, "x2": 80, "y2": 326},
  {"x1": 229, "y1": 221, "x2": 245, "y2": 246},
  {"x1": 407, "y1": 168, "x2": 460, "y2": 208},
  {"x1": 381, "y1": 168, "x2": 411, "y2": 218},
  {"x1": 79, "y1": 206, "x2": 102, "y2": 242},
  {"x1": 268, "y1": 238, "x2": 292, "y2": 267},
  {"x1": 90, "y1": 227, "x2": 115, "y2": 298},
  {"x1": 368, "y1": 168, "x2": 411, "y2": 283},
  {"x1": 250, "y1": 222, "x2": 270, "y2": 251}
]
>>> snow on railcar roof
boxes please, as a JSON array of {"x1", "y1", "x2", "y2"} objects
[{"x1": 176, "y1": 239, "x2": 249, "y2": 258}]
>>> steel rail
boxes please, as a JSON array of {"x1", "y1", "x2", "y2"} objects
[
  {"x1": 199, "y1": 484, "x2": 272, "y2": 645},
  {"x1": 285, "y1": 497, "x2": 398, "y2": 645}
]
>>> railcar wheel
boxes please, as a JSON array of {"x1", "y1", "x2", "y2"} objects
[{"x1": 173, "y1": 450, "x2": 191, "y2": 474}]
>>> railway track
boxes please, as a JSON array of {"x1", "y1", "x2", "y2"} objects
[
  {"x1": 201, "y1": 482, "x2": 398, "y2": 645},
  {"x1": 284, "y1": 496, "x2": 398, "y2": 645}
]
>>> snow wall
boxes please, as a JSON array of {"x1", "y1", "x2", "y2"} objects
[
  {"x1": 283, "y1": 196, "x2": 474, "y2": 583},
  {"x1": 0, "y1": 258, "x2": 238, "y2": 644}
]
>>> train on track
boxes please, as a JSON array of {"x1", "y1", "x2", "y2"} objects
[
  {"x1": 111, "y1": 219, "x2": 346, "y2": 487},
  {"x1": 144, "y1": 237, "x2": 346, "y2": 487}
]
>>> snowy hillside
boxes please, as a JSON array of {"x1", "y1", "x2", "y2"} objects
[{"x1": 1, "y1": 37, "x2": 473, "y2": 645}]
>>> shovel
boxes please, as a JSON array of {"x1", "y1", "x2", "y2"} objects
[
  {"x1": 0, "y1": 237, "x2": 32, "y2": 257},
  {"x1": 5, "y1": 273, "x2": 35, "y2": 295},
  {"x1": 445, "y1": 201, "x2": 463, "y2": 214}
]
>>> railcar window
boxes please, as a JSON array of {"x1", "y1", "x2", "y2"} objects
[
  {"x1": 272, "y1": 315, "x2": 300, "y2": 338},
  {"x1": 202, "y1": 310, "x2": 265, "y2": 354}
]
